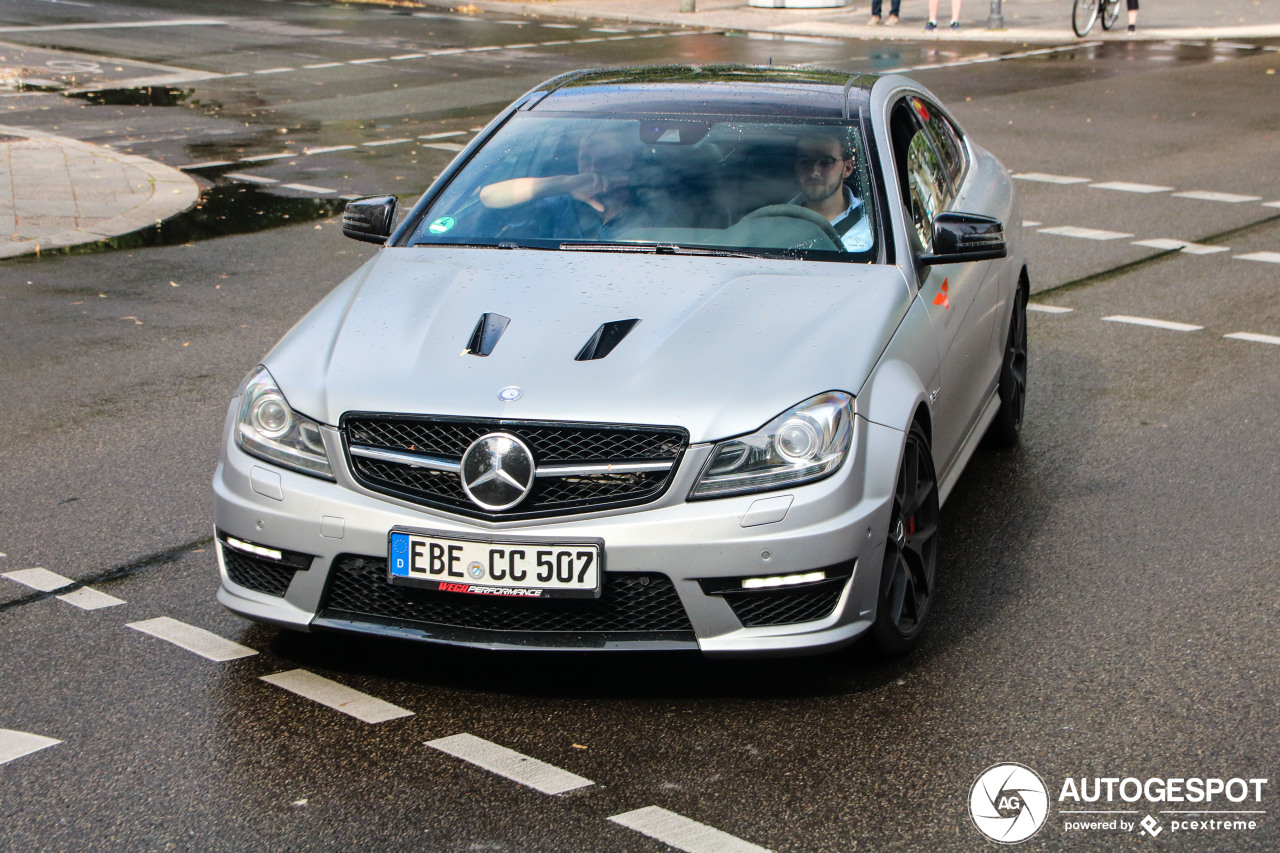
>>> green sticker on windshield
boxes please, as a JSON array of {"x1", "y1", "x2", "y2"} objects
[{"x1": 428, "y1": 216, "x2": 456, "y2": 235}]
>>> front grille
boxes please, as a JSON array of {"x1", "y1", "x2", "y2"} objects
[
  {"x1": 221, "y1": 547, "x2": 299, "y2": 597},
  {"x1": 342, "y1": 415, "x2": 688, "y2": 520},
  {"x1": 319, "y1": 555, "x2": 694, "y2": 635},
  {"x1": 721, "y1": 582, "x2": 845, "y2": 627}
]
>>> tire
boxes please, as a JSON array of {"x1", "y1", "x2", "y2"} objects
[
  {"x1": 870, "y1": 422, "x2": 939, "y2": 658},
  {"x1": 985, "y1": 284, "x2": 1028, "y2": 448},
  {"x1": 1100, "y1": 0, "x2": 1122, "y2": 29},
  {"x1": 1072, "y1": 0, "x2": 1099, "y2": 37}
]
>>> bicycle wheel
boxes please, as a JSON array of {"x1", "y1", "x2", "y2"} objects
[
  {"x1": 1072, "y1": 0, "x2": 1099, "y2": 36},
  {"x1": 1100, "y1": 0, "x2": 1122, "y2": 30}
]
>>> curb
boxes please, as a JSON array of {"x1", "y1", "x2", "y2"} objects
[{"x1": 1, "y1": 126, "x2": 201, "y2": 260}]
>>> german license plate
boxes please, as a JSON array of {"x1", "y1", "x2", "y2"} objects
[{"x1": 387, "y1": 528, "x2": 603, "y2": 599}]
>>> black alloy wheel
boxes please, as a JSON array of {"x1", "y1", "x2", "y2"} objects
[
  {"x1": 986, "y1": 285, "x2": 1028, "y2": 447},
  {"x1": 871, "y1": 422, "x2": 939, "y2": 657}
]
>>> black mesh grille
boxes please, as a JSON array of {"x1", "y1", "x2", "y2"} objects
[
  {"x1": 721, "y1": 582, "x2": 845, "y2": 627},
  {"x1": 320, "y1": 555, "x2": 694, "y2": 634},
  {"x1": 222, "y1": 548, "x2": 299, "y2": 597},
  {"x1": 342, "y1": 415, "x2": 687, "y2": 520}
]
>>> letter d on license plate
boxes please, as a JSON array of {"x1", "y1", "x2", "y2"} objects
[{"x1": 388, "y1": 528, "x2": 603, "y2": 599}]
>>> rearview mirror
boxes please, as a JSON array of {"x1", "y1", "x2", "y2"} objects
[
  {"x1": 342, "y1": 195, "x2": 397, "y2": 244},
  {"x1": 918, "y1": 212, "x2": 1007, "y2": 265}
]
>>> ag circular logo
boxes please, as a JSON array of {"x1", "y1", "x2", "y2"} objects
[{"x1": 969, "y1": 763, "x2": 1049, "y2": 844}]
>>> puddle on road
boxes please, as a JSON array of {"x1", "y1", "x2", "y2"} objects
[
  {"x1": 39, "y1": 183, "x2": 349, "y2": 257},
  {"x1": 66, "y1": 85, "x2": 192, "y2": 107}
]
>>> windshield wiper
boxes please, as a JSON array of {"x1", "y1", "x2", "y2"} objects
[{"x1": 560, "y1": 242, "x2": 760, "y2": 259}]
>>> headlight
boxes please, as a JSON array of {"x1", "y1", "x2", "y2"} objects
[
  {"x1": 234, "y1": 366, "x2": 334, "y2": 480},
  {"x1": 689, "y1": 392, "x2": 853, "y2": 499}
]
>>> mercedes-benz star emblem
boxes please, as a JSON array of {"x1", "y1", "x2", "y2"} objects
[
  {"x1": 460, "y1": 432, "x2": 536, "y2": 511},
  {"x1": 497, "y1": 386, "x2": 522, "y2": 402}
]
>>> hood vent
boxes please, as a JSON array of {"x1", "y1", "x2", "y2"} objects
[
  {"x1": 465, "y1": 312, "x2": 511, "y2": 357},
  {"x1": 576, "y1": 318, "x2": 640, "y2": 361}
]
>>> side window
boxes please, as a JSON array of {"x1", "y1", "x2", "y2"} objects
[
  {"x1": 917, "y1": 98, "x2": 966, "y2": 190},
  {"x1": 905, "y1": 131, "x2": 947, "y2": 250}
]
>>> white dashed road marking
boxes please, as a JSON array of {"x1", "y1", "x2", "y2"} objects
[
  {"x1": 609, "y1": 806, "x2": 773, "y2": 853},
  {"x1": 1103, "y1": 316, "x2": 1204, "y2": 333},
  {"x1": 363, "y1": 138, "x2": 412, "y2": 147},
  {"x1": 1171, "y1": 190, "x2": 1261, "y2": 203},
  {"x1": 239, "y1": 152, "x2": 293, "y2": 162},
  {"x1": 0, "y1": 730, "x2": 61, "y2": 766},
  {"x1": 427, "y1": 733, "x2": 594, "y2": 795},
  {"x1": 3, "y1": 567, "x2": 73, "y2": 591},
  {"x1": 421, "y1": 142, "x2": 464, "y2": 152},
  {"x1": 1027, "y1": 303, "x2": 1073, "y2": 314},
  {"x1": 1224, "y1": 332, "x2": 1280, "y2": 346},
  {"x1": 1235, "y1": 251, "x2": 1280, "y2": 264},
  {"x1": 127, "y1": 617, "x2": 258, "y2": 662},
  {"x1": 1263, "y1": 201, "x2": 1280, "y2": 209},
  {"x1": 279, "y1": 182, "x2": 335, "y2": 194},
  {"x1": 1038, "y1": 225, "x2": 1134, "y2": 241},
  {"x1": 57, "y1": 587, "x2": 125, "y2": 610},
  {"x1": 1089, "y1": 181, "x2": 1172, "y2": 194},
  {"x1": 304, "y1": 145, "x2": 357, "y2": 155},
  {"x1": 261, "y1": 669, "x2": 413, "y2": 723},
  {"x1": 222, "y1": 172, "x2": 278, "y2": 184},
  {"x1": 1132, "y1": 238, "x2": 1229, "y2": 255},
  {"x1": 253, "y1": 67, "x2": 295, "y2": 75},
  {"x1": 1012, "y1": 172, "x2": 1090, "y2": 184}
]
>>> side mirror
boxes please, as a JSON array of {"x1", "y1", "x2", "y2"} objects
[
  {"x1": 918, "y1": 212, "x2": 1007, "y2": 265},
  {"x1": 342, "y1": 195, "x2": 397, "y2": 244}
]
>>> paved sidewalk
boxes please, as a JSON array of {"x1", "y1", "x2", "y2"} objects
[{"x1": 0, "y1": 126, "x2": 199, "y2": 260}]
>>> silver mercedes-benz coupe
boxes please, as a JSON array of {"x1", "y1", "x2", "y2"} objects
[{"x1": 213, "y1": 66, "x2": 1028, "y2": 658}]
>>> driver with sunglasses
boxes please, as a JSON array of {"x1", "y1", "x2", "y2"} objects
[{"x1": 790, "y1": 132, "x2": 873, "y2": 252}]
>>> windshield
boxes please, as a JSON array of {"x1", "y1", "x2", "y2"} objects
[{"x1": 408, "y1": 112, "x2": 879, "y2": 262}]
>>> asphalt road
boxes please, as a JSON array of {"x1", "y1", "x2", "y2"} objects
[{"x1": 1, "y1": 1, "x2": 1278, "y2": 851}]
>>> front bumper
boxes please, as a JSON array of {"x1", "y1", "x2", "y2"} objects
[{"x1": 213, "y1": 405, "x2": 903, "y2": 657}]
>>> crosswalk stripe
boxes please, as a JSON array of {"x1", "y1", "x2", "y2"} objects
[
  {"x1": 261, "y1": 670, "x2": 413, "y2": 723},
  {"x1": 2, "y1": 568, "x2": 73, "y2": 592},
  {"x1": 427, "y1": 733, "x2": 594, "y2": 794},
  {"x1": 1038, "y1": 225, "x2": 1133, "y2": 241},
  {"x1": 127, "y1": 617, "x2": 258, "y2": 661},
  {"x1": 0, "y1": 730, "x2": 61, "y2": 765},
  {"x1": 609, "y1": 806, "x2": 772, "y2": 853},
  {"x1": 57, "y1": 587, "x2": 125, "y2": 610}
]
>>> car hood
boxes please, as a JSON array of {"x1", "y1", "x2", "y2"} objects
[{"x1": 265, "y1": 248, "x2": 911, "y2": 444}]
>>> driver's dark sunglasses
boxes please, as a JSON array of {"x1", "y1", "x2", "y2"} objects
[{"x1": 795, "y1": 156, "x2": 848, "y2": 171}]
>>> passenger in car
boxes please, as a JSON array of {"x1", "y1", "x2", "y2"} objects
[
  {"x1": 788, "y1": 131, "x2": 874, "y2": 252},
  {"x1": 478, "y1": 124, "x2": 652, "y2": 239}
]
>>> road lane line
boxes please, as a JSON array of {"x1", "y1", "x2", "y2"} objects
[
  {"x1": 261, "y1": 670, "x2": 413, "y2": 723},
  {"x1": 609, "y1": 806, "x2": 772, "y2": 853},
  {"x1": 1171, "y1": 190, "x2": 1262, "y2": 203},
  {"x1": 1038, "y1": 225, "x2": 1133, "y2": 241},
  {"x1": 391, "y1": 53, "x2": 427, "y2": 60},
  {"x1": 0, "y1": 730, "x2": 61, "y2": 765},
  {"x1": 1102, "y1": 316, "x2": 1203, "y2": 333},
  {"x1": 426, "y1": 733, "x2": 594, "y2": 794},
  {"x1": 1022, "y1": 220, "x2": 1042, "y2": 227},
  {"x1": 349, "y1": 58, "x2": 388, "y2": 64},
  {"x1": 253, "y1": 67, "x2": 295, "y2": 75},
  {"x1": 239, "y1": 152, "x2": 294, "y2": 162},
  {"x1": 57, "y1": 587, "x2": 125, "y2": 610},
  {"x1": 362, "y1": 138, "x2": 412, "y2": 147},
  {"x1": 1089, "y1": 181, "x2": 1172, "y2": 194},
  {"x1": 0, "y1": 19, "x2": 224, "y2": 33},
  {"x1": 1235, "y1": 251, "x2": 1280, "y2": 264},
  {"x1": 1131, "y1": 238, "x2": 1229, "y2": 255},
  {"x1": 2, "y1": 568, "x2": 74, "y2": 592},
  {"x1": 127, "y1": 617, "x2": 258, "y2": 661},
  {"x1": 1263, "y1": 201, "x2": 1280, "y2": 209},
  {"x1": 1027, "y1": 303, "x2": 1073, "y2": 314},
  {"x1": 223, "y1": 172, "x2": 279, "y2": 184},
  {"x1": 302, "y1": 145, "x2": 356, "y2": 155},
  {"x1": 1224, "y1": 332, "x2": 1280, "y2": 346},
  {"x1": 303, "y1": 62, "x2": 344, "y2": 69},
  {"x1": 279, "y1": 183, "x2": 336, "y2": 194},
  {"x1": 420, "y1": 131, "x2": 467, "y2": 139},
  {"x1": 178, "y1": 160, "x2": 233, "y2": 170},
  {"x1": 1013, "y1": 171, "x2": 1085, "y2": 183},
  {"x1": 422, "y1": 142, "x2": 464, "y2": 152}
]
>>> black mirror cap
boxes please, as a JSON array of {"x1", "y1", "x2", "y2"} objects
[
  {"x1": 342, "y1": 195, "x2": 398, "y2": 244},
  {"x1": 919, "y1": 211, "x2": 1007, "y2": 265}
]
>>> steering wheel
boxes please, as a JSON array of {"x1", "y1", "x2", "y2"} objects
[{"x1": 740, "y1": 204, "x2": 845, "y2": 250}]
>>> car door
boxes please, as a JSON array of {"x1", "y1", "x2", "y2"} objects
[{"x1": 889, "y1": 94, "x2": 998, "y2": 474}]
